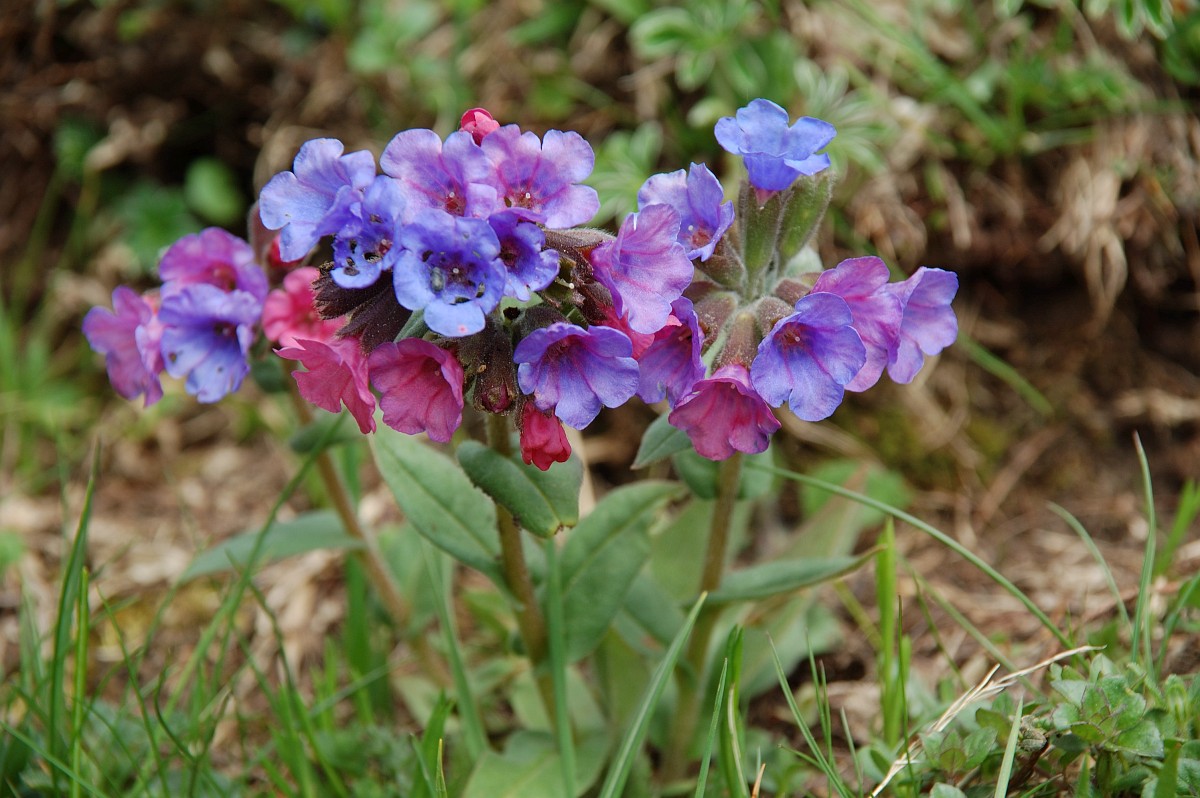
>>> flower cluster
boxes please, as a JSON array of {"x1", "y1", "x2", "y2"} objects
[{"x1": 86, "y1": 100, "x2": 959, "y2": 468}]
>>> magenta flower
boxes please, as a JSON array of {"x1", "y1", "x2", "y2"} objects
[
  {"x1": 514, "y1": 323, "x2": 639, "y2": 429},
  {"x1": 380, "y1": 129, "x2": 497, "y2": 218},
  {"x1": 884, "y1": 267, "x2": 959, "y2": 383},
  {"x1": 751, "y1": 292, "x2": 866, "y2": 422},
  {"x1": 158, "y1": 228, "x2": 268, "y2": 303},
  {"x1": 636, "y1": 297, "x2": 705, "y2": 406},
  {"x1": 83, "y1": 286, "x2": 165, "y2": 407},
  {"x1": 810, "y1": 256, "x2": 903, "y2": 392},
  {"x1": 460, "y1": 108, "x2": 500, "y2": 145},
  {"x1": 519, "y1": 401, "x2": 572, "y2": 471},
  {"x1": 480, "y1": 125, "x2": 600, "y2": 228},
  {"x1": 277, "y1": 337, "x2": 376, "y2": 434},
  {"x1": 368, "y1": 339, "x2": 465, "y2": 442},
  {"x1": 669, "y1": 364, "x2": 781, "y2": 460},
  {"x1": 714, "y1": 99, "x2": 835, "y2": 193},
  {"x1": 637, "y1": 164, "x2": 734, "y2": 262},
  {"x1": 158, "y1": 284, "x2": 261, "y2": 403},
  {"x1": 259, "y1": 138, "x2": 377, "y2": 261},
  {"x1": 591, "y1": 204, "x2": 693, "y2": 335},
  {"x1": 262, "y1": 267, "x2": 342, "y2": 347},
  {"x1": 391, "y1": 210, "x2": 506, "y2": 337}
]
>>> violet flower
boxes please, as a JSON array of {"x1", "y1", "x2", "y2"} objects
[
  {"x1": 82, "y1": 286, "x2": 165, "y2": 407},
  {"x1": 714, "y1": 99, "x2": 836, "y2": 193},
  {"x1": 636, "y1": 297, "x2": 705, "y2": 406},
  {"x1": 488, "y1": 209, "x2": 561, "y2": 301},
  {"x1": 591, "y1": 204, "x2": 693, "y2": 335},
  {"x1": 637, "y1": 164, "x2": 733, "y2": 262},
  {"x1": 750, "y1": 292, "x2": 866, "y2": 422},
  {"x1": 328, "y1": 175, "x2": 407, "y2": 290},
  {"x1": 368, "y1": 339, "x2": 465, "y2": 442},
  {"x1": 259, "y1": 138, "x2": 377, "y2": 261},
  {"x1": 514, "y1": 323, "x2": 639, "y2": 429},
  {"x1": 884, "y1": 267, "x2": 959, "y2": 384},
  {"x1": 380, "y1": 129, "x2": 497, "y2": 218},
  {"x1": 158, "y1": 228, "x2": 268, "y2": 304},
  {"x1": 480, "y1": 125, "x2": 599, "y2": 228},
  {"x1": 810, "y1": 256, "x2": 903, "y2": 392},
  {"x1": 668, "y1": 364, "x2": 781, "y2": 460}
]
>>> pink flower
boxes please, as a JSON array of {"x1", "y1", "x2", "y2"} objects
[
  {"x1": 669, "y1": 364, "x2": 781, "y2": 460},
  {"x1": 368, "y1": 339, "x2": 465, "y2": 442},
  {"x1": 460, "y1": 108, "x2": 501, "y2": 145},
  {"x1": 82, "y1": 287, "x2": 165, "y2": 407},
  {"x1": 519, "y1": 401, "x2": 572, "y2": 471},
  {"x1": 277, "y1": 337, "x2": 376, "y2": 433},
  {"x1": 262, "y1": 267, "x2": 341, "y2": 347}
]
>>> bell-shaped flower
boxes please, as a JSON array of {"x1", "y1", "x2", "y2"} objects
[
  {"x1": 259, "y1": 138, "x2": 377, "y2": 261},
  {"x1": 637, "y1": 297, "x2": 705, "y2": 406},
  {"x1": 158, "y1": 284, "x2": 261, "y2": 403},
  {"x1": 514, "y1": 322, "x2": 639, "y2": 429},
  {"x1": 83, "y1": 287, "x2": 165, "y2": 407},
  {"x1": 488, "y1": 209, "x2": 561, "y2": 301},
  {"x1": 328, "y1": 175, "x2": 407, "y2": 290},
  {"x1": 276, "y1": 337, "x2": 376, "y2": 434},
  {"x1": 715, "y1": 99, "x2": 835, "y2": 193},
  {"x1": 637, "y1": 164, "x2": 733, "y2": 262},
  {"x1": 391, "y1": 209, "x2": 506, "y2": 337},
  {"x1": 591, "y1": 204, "x2": 693, "y2": 335},
  {"x1": 480, "y1": 125, "x2": 599, "y2": 227},
  {"x1": 750, "y1": 292, "x2": 865, "y2": 422},
  {"x1": 368, "y1": 339, "x2": 464, "y2": 442},
  {"x1": 884, "y1": 267, "x2": 959, "y2": 383},
  {"x1": 810, "y1": 256, "x2": 903, "y2": 392},
  {"x1": 380, "y1": 129, "x2": 497, "y2": 218},
  {"x1": 668, "y1": 364, "x2": 781, "y2": 460},
  {"x1": 158, "y1": 228, "x2": 268, "y2": 303},
  {"x1": 519, "y1": 401, "x2": 572, "y2": 471},
  {"x1": 262, "y1": 267, "x2": 342, "y2": 347}
]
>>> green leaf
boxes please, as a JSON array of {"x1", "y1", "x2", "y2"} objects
[
  {"x1": 632, "y1": 413, "x2": 692, "y2": 469},
  {"x1": 707, "y1": 551, "x2": 877, "y2": 605},
  {"x1": 629, "y1": 8, "x2": 694, "y2": 58},
  {"x1": 371, "y1": 429, "x2": 501, "y2": 582},
  {"x1": 288, "y1": 412, "x2": 365, "y2": 454},
  {"x1": 621, "y1": 573, "x2": 686, "y2": 646},
  {"x1": 461, "y1": 731, "x2": 608, "y2": 798},
  {"x1": 457, "y1": 440, "x2": 581, "y2": 538},
  {"x1": 1113, "y1": 719, "x2": 1164, "y2": 758},
  {"x1": 559, "y1": 482, "x2": 678, "y2": 661},
  {"x1": 672, "y1": 446, "x2": 774, "y2": 501},
  {"x1": 180, "y1": 511, "x2": 362, "y2": 581},
  {"x1": 930, "y1": 784, "x2": 968, "y2": 798}
]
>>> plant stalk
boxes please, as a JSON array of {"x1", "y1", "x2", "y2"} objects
[
  {"x1": 662, "y1": 451, "x2": 743, "y2": 782},
  {"x1": 485, "y1": 412, "x2": 556, "y2": 722}
]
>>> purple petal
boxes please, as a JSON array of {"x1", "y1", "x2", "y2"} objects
[
  {"x1": 514, "y1": 323, "x2": 639, "y2": 429},
  {"x1": 885, "y1": 267, "x2": 959, "y2": 383},
  {"x1": 811, "y1": 256, "x2": 904, "y2": 392}
]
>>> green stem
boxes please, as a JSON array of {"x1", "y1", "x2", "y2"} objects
[
  {"x1": 486, "y1": 413, "x2": 556, "y2": 722},
  {"x1": 662, "y1": 452, "x2": 743, "y2": 782}
]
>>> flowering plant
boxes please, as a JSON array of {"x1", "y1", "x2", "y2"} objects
[{"x1": 85, "y1": 99, "x2": 958, "y2": 789}]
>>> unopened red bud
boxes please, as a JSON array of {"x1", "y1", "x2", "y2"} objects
[{"x1": 460, "y1": 108, "x2": 500, "y2": 144}]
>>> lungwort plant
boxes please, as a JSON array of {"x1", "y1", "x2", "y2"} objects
[{"x1": 74, "y1": 99, "x2": 959, "y2": 793}]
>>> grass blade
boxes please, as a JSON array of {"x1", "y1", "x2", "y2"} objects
[
  {"x1": 596, "y1": 592, "x2": 707, "y2": 798},
  {"x1": 543, "y1": 537, "x2": 576, "y2": 798},
  {"x1": 1131, "y1": 434, "x2": 1158, "y2": 681},
  {"x1": 693, "y1": 656, "x2": 730, "y2": 798},
  {"x1": 993, "y1": 697, "x2": 1024, "y2": 798}
]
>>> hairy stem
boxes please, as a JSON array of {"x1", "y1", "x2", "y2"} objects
[{"x1": 662, "y1": 451, "x2": 743, "y2": 782}]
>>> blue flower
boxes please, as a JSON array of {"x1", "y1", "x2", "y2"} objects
[
  {"x1": 514, "y1": 323, "x2": 639, "y2": 429},
  {"x1": 391, "y1": 209, "x2": 506, "y2": 337},
  {"x1": 637, "y1": 164, "x2": 733, "y2": 262},
  {"x1": 810, "y1": 256, "x2": 904, "y2": 392},
  {"x1": 159, "y1": 284, "x2": 262, "y2": 403},
  {"x1": 750, "y1": 292, "x2": 865, "y2": 421},
  {"x1": 259, "y1": 138, "x2": 377, "y2": 261},
  {"x1": 714, "y1": 99, "x2": 836, "y2": 193},
  {"x1": 329, "y1": 175, "x2": 407, "y2": 290},
  {"x1": 488, "y1": 209, "x2": 561, "y2": 301}
]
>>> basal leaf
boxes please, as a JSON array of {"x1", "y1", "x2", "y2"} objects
[{"x1": 180, "y1": 510, "x2": 362, "y2": 581}]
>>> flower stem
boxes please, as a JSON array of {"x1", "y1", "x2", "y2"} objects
[
  {"x1": 485, "y1": 412, "x2": 556, "y2": 722},
  {"x1": 662, "y1": 451, "x2": 743, "y2": 782}
]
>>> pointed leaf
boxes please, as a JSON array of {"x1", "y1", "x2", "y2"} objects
[
  {"x1": 632, "y1": 412, "x2": 692, "y2": 469},
  {"x1": 461, "y1": 731, "x2": 608, "y2": 798},
  {"x1": 708, "y1": 551, "x2": 877, "y2": 605},
  {"x1": 180, "y1": 511, "x2": 362, "y2": 581},
  {"x1": 559, "y1": 481, "x2": 679, "y2": 661},
  {"x1": 371, "y1": 429, "x2": 500, "y2": 582},
  {"x1": 457, "y1": 440, "x2": 582, "y2": 538}
]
